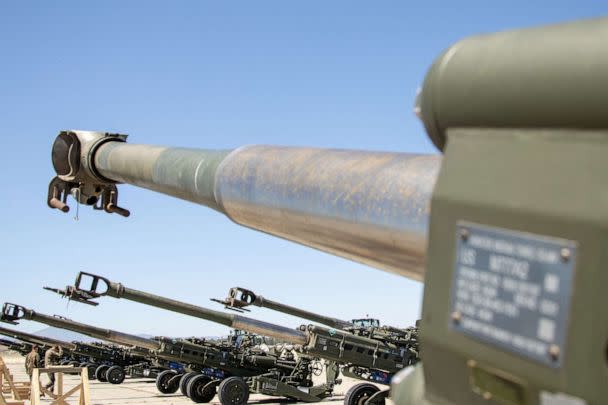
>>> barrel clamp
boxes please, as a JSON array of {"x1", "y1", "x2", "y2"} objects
[
  {"x1": 0, "y1": 303, "x2": 27, "y2": 325},
  {"x1": 47, "y1": 130, "x2": 130, "y2": 217},
  {"x1": 43, "y1": 272, "x2": 113, "y2": 306},
  {"x1": 47, "y1": 177, "x2": 129, "y2": 217}
]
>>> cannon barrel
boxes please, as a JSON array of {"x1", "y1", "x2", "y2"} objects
[
  {"x1": 0, "y1": 303, "x2": 161, "y2": 352},
  {"x1": 217, "y1": 287, "x2": 352, "y2": 330},
  {"x1": 49, "y1": 133, "x2": 440, "y2": 281},
  {"x1": 74, "y1": 272, "x2": 308, "y2": 346},
  {"x1": 71, "y1": 273, "x2": 412, "y2": 374},
  {"x1": 0, "y1": 325, "x2": 77, "y2": 351}
]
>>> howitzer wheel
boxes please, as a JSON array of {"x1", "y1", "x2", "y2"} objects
[
  {"x1": 156, "y1": 370, "x2": 179, "y2": 394},
  {"x1": 82, "y1": 363, "x2": 97, "y2": 380},
  {"x1": 180, "y1": 371, "x2": 200, "y2": 396},
  {"x1": 344, "y1": 383, "x2": 383, "y2": 405},
  {"x1": 218, "y1": 377, "x2": 249, "y2": 405},
  {"x1": 60, "y1": 360, "x2": 71, "y2": 366},
  {"x1": 187, "y1": 375, "x2": 216, "y2": 403},
  {"x1": 95, "y1": 365, "x2": 110, "y2": 382},
  {"x1": 106, "y1": 365, "x2": 126, "y2": 384},
  {"x1": 68, "y1": 361, "x2": 80, "y2": 367}
]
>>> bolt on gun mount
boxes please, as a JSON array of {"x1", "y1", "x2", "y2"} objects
[{"x1": 66, "y1": 272, "x2": 420, "y2": 404}]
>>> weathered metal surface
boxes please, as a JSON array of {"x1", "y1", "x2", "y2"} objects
[
  {"x1": 92, "y1": 142, "x2": 439, "y2": 280},
  {"x1": 216, "y1": 146, "x2": 439, "y2": 281}
]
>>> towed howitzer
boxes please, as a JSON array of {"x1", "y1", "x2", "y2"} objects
[
  {"x1": 215, "y1": 287, "x2": 419, "y2": 349},
  {"x1": 3, "y1": 301, "x2": 334, "y2": 404},
  {"x1": 0, "y1": 337, "x2": 33, "y2": 356},
  {"x1": 0, "y1": 325, "x2": 76, "y2": 352},
  {"x1": 0, "y1": 325, "x2": 157, "y2": 380},
  {"x1": 66, "y1": 272, "x2": 420, "y2": 404},
  {"x1": 46, "y1": 17, "x2": 608, "y2": 405},
  {"x1": 0, "y1": 304, "x2": 168, "y2": 384}
]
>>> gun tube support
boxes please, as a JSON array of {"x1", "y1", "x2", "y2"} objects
[
  {"x1": 51, "y1": 136, "x2": 440, "y2": 281},
  {"x1": 1, "y1": 303, "x2": 160, "y2": 352}
]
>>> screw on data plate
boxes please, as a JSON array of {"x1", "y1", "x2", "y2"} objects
[
  {"x1": 482, "y1": 391, "x2": 493, "y2": 400},
  {"x1": 451, "y1": 311, "x2": 462, "y2": 324},
  {"x1": 549, "y1": 345, "x2": 560, "y2": 361},
  {"x1": 459, "y1": 228, "x2": 470, "y2": 241},
  {"x1": 560, "y1": 248, "x2": 571, "y2": 262}
]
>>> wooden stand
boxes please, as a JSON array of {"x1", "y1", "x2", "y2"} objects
[
  {"x1": 30, "y1": 366, "x2": 90, "y2": 405},
  {"x1": 0, "y1": 356, "x2": 28, "y2": 405}
]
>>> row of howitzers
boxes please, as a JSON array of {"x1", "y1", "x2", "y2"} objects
[{"x1": 0, "y1": 271, "x2": 419, "y2": 405}]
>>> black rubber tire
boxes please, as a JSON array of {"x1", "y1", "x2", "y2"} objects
[
  {"x1": 95, "y1": 365, "x2": 110, "y2": 382},
  {"x1": 81, "y1": 363, "x2": 97, "y2": 380},
  {"x1": 106, "y1": 366, "x2": 126, "y2": 385},
  {"x1": 155, "y1": 370, "x2": 179, "y2": 394},
  {"x1": 186, "y1": 375, "x2": 215, "y2": 403},
  {"x1": 180, "y1": 372, "x2": 200, "y2": 396},
  {"x1": 344, "y1": 383, "x2": 382, "y2": 405},
  {"x1": 68, "y1": 361, "x2": 80, "y2": 367},
  {"x1": 218, "y1": 377, "x2": 249, "y2": 405},
  {"x1": 60, "y1": 360, "x2": 71, "y2": 366}
]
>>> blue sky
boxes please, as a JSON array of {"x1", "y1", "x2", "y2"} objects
[{"x1": 0, "y1": 2, "x2": 605, "y2": 339}]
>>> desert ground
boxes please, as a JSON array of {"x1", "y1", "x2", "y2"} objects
[{"x1": 1, "y1": 350, "x2": 388, "y2": 405}]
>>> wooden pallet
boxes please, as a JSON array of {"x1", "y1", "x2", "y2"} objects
[
  {"x1": 0, "y1": 356, "x2": 27, "y2": 405},
  {"x1": 30, "y1": 365, "x2": 90, "y2": 405}
]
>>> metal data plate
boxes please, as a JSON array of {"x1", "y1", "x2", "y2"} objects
[{"x1": 450, "y1": 222, "x2": 576, "y2": 367}]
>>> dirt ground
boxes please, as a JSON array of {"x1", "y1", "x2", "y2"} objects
[{"x1": 1, "y1": 350, "x2": 389, "y2": 405}]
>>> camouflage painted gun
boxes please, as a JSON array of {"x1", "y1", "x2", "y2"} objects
[
  {"x1": 0, "y1": 337, "x2": 34, "y2": 356},
  {"x1": 2, "y1": 301, "x2": 335, "y2": 404},
  {"x1": 60, "y1": 272, "x2": 420, "y2": 404},
  {"x1": 0, "y1": 304, "x2": 171, "y2": 384},
  {"x1": 214, "y1": 286, "x2": 420, "y2": 375},
  {"x1": 46, "y1": 17, "x2": 608, "y2": 405}
]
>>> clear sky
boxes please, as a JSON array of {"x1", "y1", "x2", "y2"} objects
[{"x1": 0, "y1": 2, "x2": 605, "y2": 339}]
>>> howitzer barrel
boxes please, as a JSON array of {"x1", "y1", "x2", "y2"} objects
[
  {"x1": 220, "y1": 287, "x2": 352, "y2": 330},
  {"x1": 88, "y1": 274, "x2": 309, "y2": 345},
  {"x1": 244, "y1": 295, "x2": 351, "y2": 330},
  {"x1": 1, "y1": 303, "x2": 160, "y2": 352},
  {"x1": 51, "y1": 134, "x2": 440, "y2": 281},
  {"x1": 0, "y1": 325, "x2": 77, "y2": 351}
]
